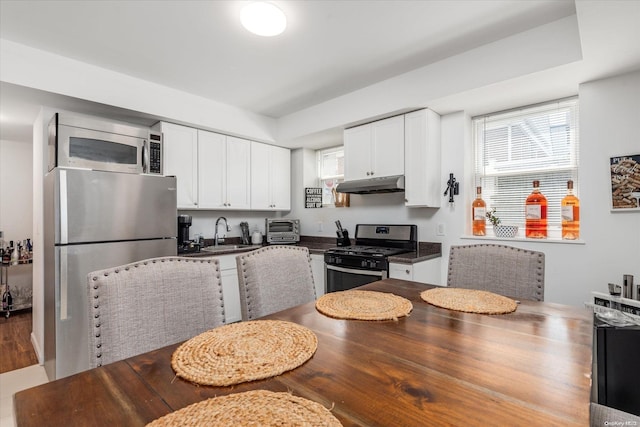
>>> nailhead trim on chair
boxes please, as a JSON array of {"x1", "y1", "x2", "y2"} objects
[
  {"x1": 447, "y1": 244, "x2": 545, "y2": 301},
  {"x1": 237, "y1": 245, "x2": 315, "y2": 320},
  {"x1": 88, "y1": 256, "x2": 223, "y2": 368}
]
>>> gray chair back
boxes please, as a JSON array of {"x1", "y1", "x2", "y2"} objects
[
  {"x1": 87, "y1": 256, "x2": 225, "y2": 368},
  {"x1": 591, "y1": 402, "x2": 640, "y2": 426},
  {"x1": 447, "y1": 244, "x2": 545, "y2": 301},
  {"x1": 236, "y1": 245, "x2": 316, "y2": 320}
]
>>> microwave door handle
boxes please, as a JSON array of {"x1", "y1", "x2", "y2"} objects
[{"x1": 142, "y1": 140, "x2": 149, "y2": 173}]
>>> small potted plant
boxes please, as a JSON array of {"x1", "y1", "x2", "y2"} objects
[{"x1": 486, "y1": 208, "x2": 518, "y2": 238}]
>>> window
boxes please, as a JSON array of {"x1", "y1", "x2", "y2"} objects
[
  {"x1": 473, "y1": 97, "x2": 579, "y2": 228},
  {"x1": 317, "y1": 146, "x2": 344, "y2": 205}
]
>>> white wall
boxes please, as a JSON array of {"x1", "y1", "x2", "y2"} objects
[
  {"x1": 0, "y1": 139, "x2": 33, "y2": 246},
  {"x1": 1, "y1": 39, "x2": 277, "y2": 144},
  {"x1": 287, "y1": 71, "x2": 640, "y2": 307}
]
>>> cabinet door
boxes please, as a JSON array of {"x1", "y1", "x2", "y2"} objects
[
  {"x1": 344, "y1": 124, "x2": 372, "y2": 181},
  {"x1": 250, "y1": 141, "x2": 271, "y2": 210},
  {"x1": 225, "y1": 136, "x2": 251, "y2": 210},
  {"x1": 372, "y1": 115, "x2": 404, "y2": 178},
  {"x1": 197, "y1": 130, "x2": 226, "y2": 209},
  {"x1": 218, "y1": 255, "x2": 242, "y2": 323},
  {"x1": 161, "y1": 123, "x2": 198, "y2": 208},
  {"x1": 404, "y1": 109, "x2": 441, "y2": 207},
  {"x1": 269, "y1": 145, "x2": 291, "y2": 210}
]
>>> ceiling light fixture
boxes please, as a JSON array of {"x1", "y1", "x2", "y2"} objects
[{"x1": 241, "y1": 2, "x2": 287, "y2": 37}]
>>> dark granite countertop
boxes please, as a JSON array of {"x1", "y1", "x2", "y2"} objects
[{"x1": 181, "y1": 236, "x2": 441, "y2": 264}]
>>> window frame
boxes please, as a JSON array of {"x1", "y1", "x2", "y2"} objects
[
  {"x1": 317, "y1": 146, "x2": 345, "y2": 206},
  {"x1": 472, "y1": 97, "x2": 580, "y2": 235}
]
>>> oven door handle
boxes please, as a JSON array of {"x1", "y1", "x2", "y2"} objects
[{"x1": 325, "y1": 264, "x2": 385, "y2": 277}]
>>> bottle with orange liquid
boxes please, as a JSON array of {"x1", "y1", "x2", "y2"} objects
[
  {"x1": 525, "y1": 180, "x2": 547, "y2": 238},
  {"x1": 472, "y1": 186, "x2": 486, "y2": 236},
  {"x1": 561, "y1": 180, "x2": 580, "y2": 240}
]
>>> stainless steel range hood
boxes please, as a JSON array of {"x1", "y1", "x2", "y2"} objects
[{"x1": 335, "y1": 175, "x2": 405, "y2": 194}]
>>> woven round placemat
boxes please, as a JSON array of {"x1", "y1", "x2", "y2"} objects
[
  {"x1": 171, "y1": 320, "x2": 317, "y2": 386},
  {"x1": 315, "y1": 290, "x2": 413, "y2": 320},
  {"x1": 146, "y1": 390, "x2": 342, "y2": 427},
  {"x1": 420, "y1": 288, "x2": 517, "y2": 315}
]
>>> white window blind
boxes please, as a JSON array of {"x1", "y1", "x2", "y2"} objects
[
  {"x1": 317, "y1": 146, "x2": 344, "y2": 205},
  {"x1": 473, "y1": 97, "x2": 579, "y2": 226}
]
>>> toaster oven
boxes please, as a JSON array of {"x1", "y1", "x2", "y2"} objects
[{"x1": 265, "y1": 219, "x2": 300, "y2": 244}]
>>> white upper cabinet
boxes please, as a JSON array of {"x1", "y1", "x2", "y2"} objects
[
  {"x1": 251, "y1": 141, "x2": 291, "y2": 211},
  {"x1": 159, "y1": 122, "x2": 198, "y2": 209},
  {"x1": 198, "y1": 130, "x2": 251, "y2": 210},
  {"x1": 344, "y1": 115, "x2": 404, "y2": 181},
  {"x1": 404, "y1": 109, "x2": 441, "y2": 207}
]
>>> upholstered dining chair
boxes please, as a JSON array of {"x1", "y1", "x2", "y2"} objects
[
  {"x1": 236, "y1": 245, "x2": 316, "y2": 320},
  {"x1": 447, "y1": 244, "x2": 545, "y2": 301},
  {"x1": 591, "y1": 403, "x2": 640, "y2": 426},
  {"x1": 87, "y1": 256, "x2": 226, "y2": 368}
]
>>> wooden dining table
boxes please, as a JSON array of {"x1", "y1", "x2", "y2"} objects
[{"x1": 14, "y1": 279, "x2": 593, "y2": 426}]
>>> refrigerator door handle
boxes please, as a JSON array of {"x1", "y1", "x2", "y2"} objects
[
  {"x1": 60, "y1": 249, "x2": 68, "y2": 320},
  {"x1": 60, "y1": 169, "x2": 68, "y2": 245}
]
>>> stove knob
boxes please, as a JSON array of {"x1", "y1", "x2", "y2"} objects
[{"x1": 361, "y1": 260, "x2": 368, "y2": 268}]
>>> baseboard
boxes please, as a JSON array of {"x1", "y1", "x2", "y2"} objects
[{"x1": 30, "y1": 332, "x2": 43, "y2": 365}]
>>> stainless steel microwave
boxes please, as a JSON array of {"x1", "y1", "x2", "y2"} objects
[
  {"x1": 48, "y1": 112, "x2": 162, "y2": 175},
  {"x1": 265, "y1": 219, "x2": 300, "y2": 244}
]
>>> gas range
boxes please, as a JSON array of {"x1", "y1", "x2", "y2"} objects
[
  {"x1": 325, "y1": 225, "x2": 417, "y2": 292},
  {"x1": 326, "y1": 245, "x2": 410, "y2": 257}
]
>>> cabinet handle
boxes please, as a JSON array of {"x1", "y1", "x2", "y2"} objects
[
  {"x1": 366, "y1": 172, "x2": 370, "y2": 176},
  {"x1": 371, "y1": 171, "x2": 374, "y2": 175},
  {"x1": 405, "y1": 269, "x2": 410, "y2": 274}
]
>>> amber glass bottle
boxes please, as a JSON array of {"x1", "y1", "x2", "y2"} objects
[
  {"x1": 525, "y1": 180, "x2": 547, "y2": 238},
  {"x1": 561, "y1": 180, "x2": 580, "y2": 240},
  {"x1": 472, "y1": 186, "x2": 486, "y2": 236}
]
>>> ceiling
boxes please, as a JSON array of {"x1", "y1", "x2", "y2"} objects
[{"x1": 1, "y1": 0, "x2": 639, "y2": 146}]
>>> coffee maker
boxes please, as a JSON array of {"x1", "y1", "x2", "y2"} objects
[{"x1": 177, "y1": 215, "x2": 200, "y2": 254}]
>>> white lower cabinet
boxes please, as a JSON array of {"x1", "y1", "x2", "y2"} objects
[
  {"x1": 310, "y1": 254, "x2": 325, "y2": 298},
  {"x1": 217, "y1": 255, "x2": 242, "y2": 323},
  {"x1": 389, "y1": 257, "x2": 441, "y2": 285}
]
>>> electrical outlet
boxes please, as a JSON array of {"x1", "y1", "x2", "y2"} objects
[{"x1": 437, "y1": 223, "x2": 445, "y2": 236}]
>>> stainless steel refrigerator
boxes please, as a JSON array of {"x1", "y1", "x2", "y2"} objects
[{"x1": 44, "y1": 168, "x2": 177, "y2": 380}]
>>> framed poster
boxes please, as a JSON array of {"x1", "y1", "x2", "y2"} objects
[
  {"x1": 610, "y1": 154, "x2": 640, "y2": 211},
  {"x1": 305, "y1": 187, "x2": 323, "y2": 208}
]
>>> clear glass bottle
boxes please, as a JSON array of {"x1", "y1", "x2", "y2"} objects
[
  {"x1": 561, "y1": 180, "x2": 580, "y2": 240},
  {"x1": 472, "y1": 186, "x2": 486, "y2": 236},
  {"x1": 525, "y1": 180, "x2": 547, "y2": 238},
  {"x1": 10, "y1": 243, "x2": 19, "y2": 266}
]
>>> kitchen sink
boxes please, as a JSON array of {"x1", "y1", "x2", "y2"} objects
[{"x1": 200, "y1": 244, "x2": 255, "y2": 253}]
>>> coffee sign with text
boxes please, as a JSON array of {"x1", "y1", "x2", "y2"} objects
[{"x1": 305, "y1": 187, "x2": 323, "y2": 208}]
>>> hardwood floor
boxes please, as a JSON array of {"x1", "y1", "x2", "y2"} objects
[{"x1": 0, "y1": 310, "x2": 38, "y2": 374}]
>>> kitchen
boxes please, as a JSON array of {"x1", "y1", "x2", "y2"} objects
[{"x1": 1, "y1": 0, "x2": 640, "y2": 424}]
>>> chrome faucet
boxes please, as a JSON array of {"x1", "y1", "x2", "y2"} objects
[{"x1": 214, "y1": 217, "x2": 230, "y2": 246}]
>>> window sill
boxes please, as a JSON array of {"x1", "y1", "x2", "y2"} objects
[{"x1": 461, "y1": 235, "x2": 585, "y2": 245}]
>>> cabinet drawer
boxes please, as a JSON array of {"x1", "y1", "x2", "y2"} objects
[{"x1": 389, "y1": 264, "x2": 413, "y2": 280}]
